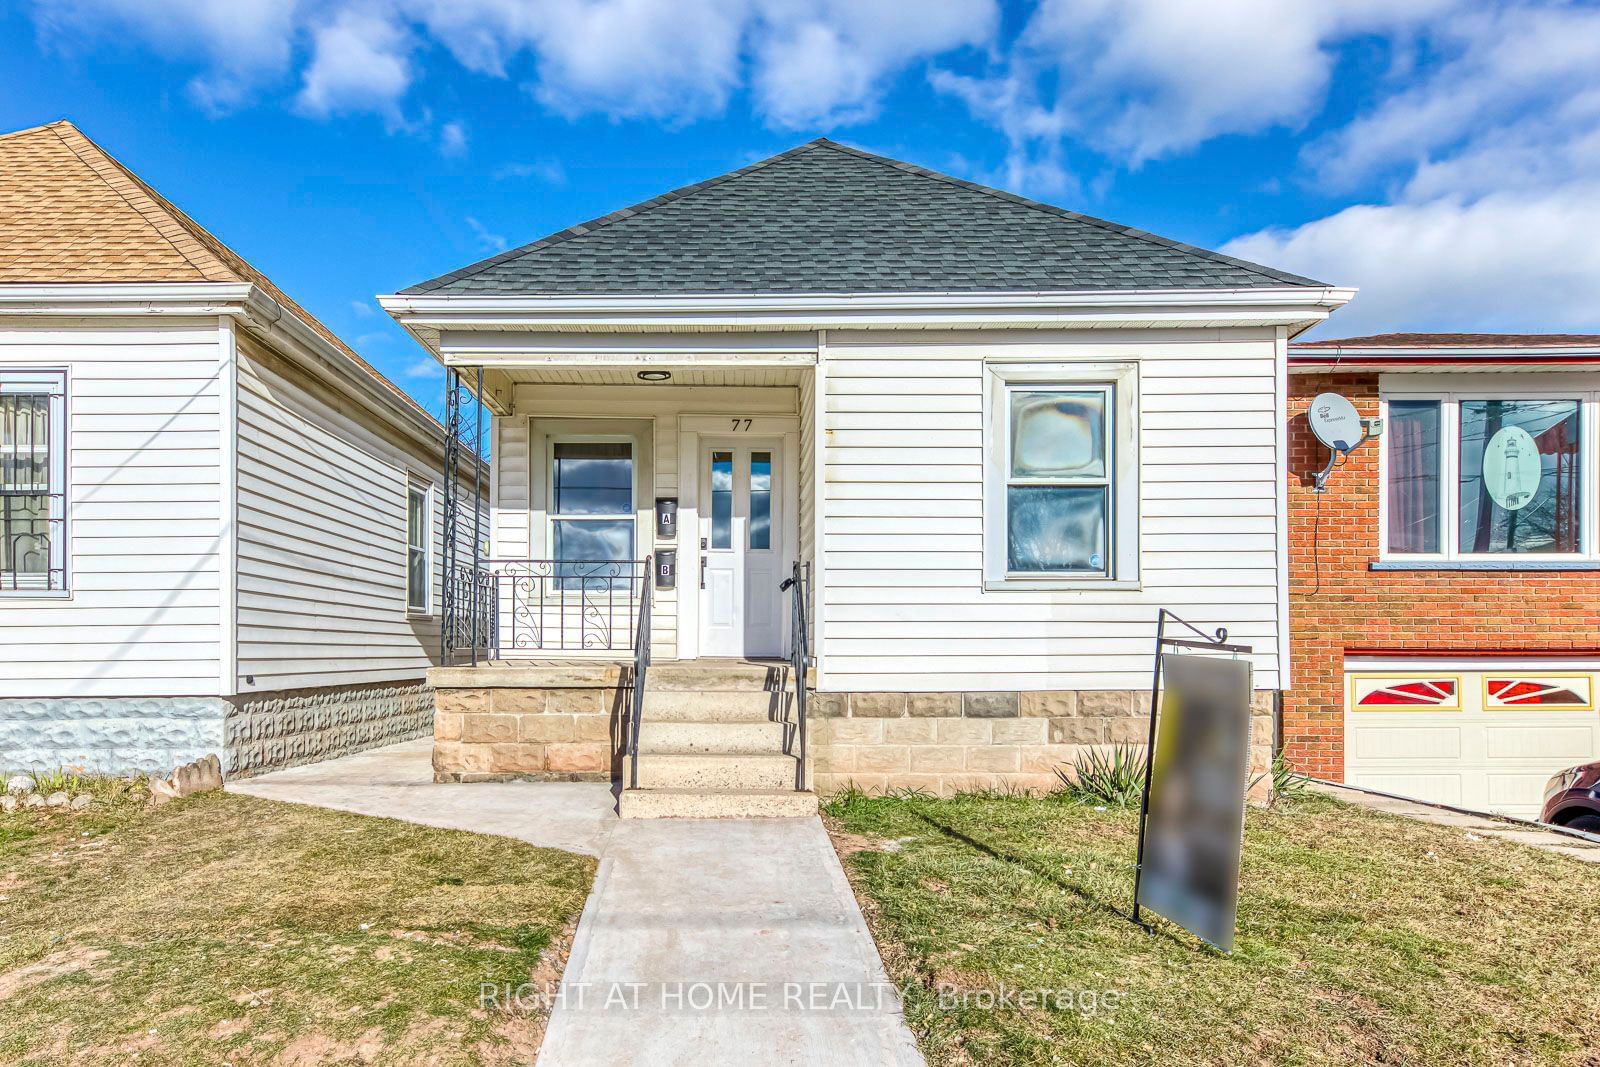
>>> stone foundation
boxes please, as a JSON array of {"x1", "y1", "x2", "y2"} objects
[
  {"x1": 225, "y1": 681, "x2": 434, "y2": 778},
  {"x1": 1, "y1": 679, "x2": 433, "y2": 778},
  {"x1": 809, "y1": 689, "x2": 1276, "y2": 797},
  {"x1": 428, "y1": 665, "x2": 626, "y2": 783},
  {"x1": 0, "y1": 696, "x2": 227, "y2": 775}
]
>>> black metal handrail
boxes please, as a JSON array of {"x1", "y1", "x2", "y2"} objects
[
  {"x1": 444, "y1": 558, "x2": 649, "y2": 664},
  {"x1": 627, "y1": 555, "x2": 653, "y2": 789},
  {"x1": 780, "y1": 561, "x2": 812, "y2": 791}
]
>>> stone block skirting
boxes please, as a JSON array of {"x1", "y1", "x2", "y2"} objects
[
  {"x1": 225, "y1": 680, "x2": 434, "y2": 778},
  {"x1": 0, "y1": 696, "x2": 227, "y2": 775},
  {"x1": 428, "y1": 665, "x2": 626, "y2": 783},
  {"x1": 809, "y1": 688, "x2": 1276, "y2": 797},
  {"x1": 1, "y1": 679, "x2": 432, "y2": 778}
]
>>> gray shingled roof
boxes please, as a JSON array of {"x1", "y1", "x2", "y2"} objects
[{"x1": 402, "y1": 139, "x2": 1325, "y2": 296}]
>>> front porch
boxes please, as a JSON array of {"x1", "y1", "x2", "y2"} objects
[{"x1": 429, "y1": 655, "x2": 816, "y2": 817}]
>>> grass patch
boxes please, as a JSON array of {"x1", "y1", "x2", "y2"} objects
[
  {"x1": 0, "y1": 791, "x2": 595, "y2": 1065},
  {"x1": 823, "y1": 790, "x2": 1600, "y2": 1065}
]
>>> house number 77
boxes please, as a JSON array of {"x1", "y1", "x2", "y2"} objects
[{"x1": 730, "y1": 418, "x2": 753, "y2": 431}]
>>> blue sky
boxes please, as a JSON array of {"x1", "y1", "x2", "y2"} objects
[{"x1": 5, "y1": 0, "x2": 1599, "y2": 413}]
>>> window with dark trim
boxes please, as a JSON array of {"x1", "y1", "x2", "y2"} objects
[{"x1": 1, "y1": 370, "x2": 66, "y2": 593}]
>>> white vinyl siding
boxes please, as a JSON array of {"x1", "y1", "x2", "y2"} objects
[
  {"x1": 0, "y1": 320, "x2": 225, "y2": 697},
  {"x1": 234, "y1": 333, "x2": 442, "y2": 690},
  {"x1": 819, "y1": 327, "x2": 1285, "y2": 692}
]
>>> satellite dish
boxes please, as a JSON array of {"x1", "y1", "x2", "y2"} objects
[
  {"x1": 1483, "y1": 426, "x2": 1541, "y2": 510},
  {"x1": 1309, "y1": 393, "x2": 1363, "y2": 452}
]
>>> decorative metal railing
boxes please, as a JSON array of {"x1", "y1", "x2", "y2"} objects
[
  {"x1": 444, "y1": 558, "x2": 650, "y2": 662},
  {"x1": 627, "y1": 556, "x2": 653, "y2": 789},
  {"x1": 780, "y1": 561, "x2": 812, "y2": 791}
]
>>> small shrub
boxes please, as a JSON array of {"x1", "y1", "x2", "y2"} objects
[
  {"x1": 1255, "y1": 753, "x2": 1312, "y2": 807},
  {"x1": 27, "y1": 766, "x2": 87, "y2": 795},
  {"x1": 1055, "y1": 744, "x2": 1148, "y2": 807}
]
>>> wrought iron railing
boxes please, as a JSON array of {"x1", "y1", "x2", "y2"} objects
[
  {"x1": 780, "y1": 561, "x2": 812, "y2": 791},
  {"x1": 444, "y1": 558, "x2": 650, "y2": 663},
  {"x1": 627, "y1": 555, "x2": 653, "y2": 789}
]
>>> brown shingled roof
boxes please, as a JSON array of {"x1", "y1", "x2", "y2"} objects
[
  {"x1": 1294, "y1": 332, "x2": 1600, "y2": 349},
  {"x1": 0, "y1": 120, "x2": 438, "y2": 430}
]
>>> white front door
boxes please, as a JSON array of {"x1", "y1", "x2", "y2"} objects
[{"x1": 699, "y1": 440, "x2": 784, "y2": 658}]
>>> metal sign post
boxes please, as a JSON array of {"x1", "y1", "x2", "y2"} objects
[{"x1": 1131, "y1": 609, "x2": 1254, "y2": 945}]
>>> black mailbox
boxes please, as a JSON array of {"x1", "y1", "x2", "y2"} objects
[
  {"x1": 655, "y1": 497, "x2": 678, "y2": 540},
  {"x1": 656, "y1": 550, "x2": 676, "y2": 589}
]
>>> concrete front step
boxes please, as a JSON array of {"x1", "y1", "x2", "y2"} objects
[
  {"x1": 633, "y1": 752, "x2": 800, "y2": 791},
  {"x1": 637, "y1": 719, "x2": 788, "y2": 755},
  {"x1": 618, "y1": 787, "x2": 818, "y2": 819},
  {"x1": 646, "y1": 689, "x2": 787, "y2": 722},
  {"x1": 645, "y1": 660, "x2": 788, "y2": 691}
]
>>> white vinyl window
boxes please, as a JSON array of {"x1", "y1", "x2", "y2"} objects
[
  {"x1": 1, "y1": 370, "x2": 67, "y2": 595},
  {"x1": 406, "y1": 483, "x2": 430, "y2": 612},
  {"x1": 549, "y1": 438, "x2": 636, "y2": 586},
  {"x1": 984, "y1": 362, "x2": 1140, "y2": 588},
  {"x1": 1380, "y1": 387, "x2": 1597, "y2": 563}
]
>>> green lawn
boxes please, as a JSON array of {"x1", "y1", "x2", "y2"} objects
[
  {"x1": 824, "y1": 790, "x2": 1600, "y2": 1066},
  {"x1": 0, "y1": 788, "x2": 595, "y2": 1065}
]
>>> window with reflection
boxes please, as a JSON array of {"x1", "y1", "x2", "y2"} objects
[
  {"x1": 1005, "y1": 387, "x2": 1111, "y2": 575},
  {"x1": 551, "y1": 440, "x2": 634, "y2": 584},
  {"x1": 710, "y1": 451, "x2": 733, "y2": 550},
  {"x1": 1382, "y1": 394, "x2": 1588, "y2": 559},
  {"x1": 750, "y1": 451, "x2": 772, "y2": 550}
]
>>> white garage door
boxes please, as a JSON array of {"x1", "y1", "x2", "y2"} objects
[{"x1": 1344, "y1": 657, "x2": 1600, "y2": 818}]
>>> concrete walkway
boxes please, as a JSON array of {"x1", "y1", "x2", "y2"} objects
[
  {"x1": 1312, "y1": 781, "x2": 1600, "y2": 864},
  {"x1": 229, "y1": 740, "x2": 923, "y2": 1066}
]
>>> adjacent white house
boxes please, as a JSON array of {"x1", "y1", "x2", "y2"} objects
[
  {"x1": 0, "y1": 121, "x2": 454, "y2": 775},
  {"x1": 382, "y1": 140, "x2": 1353, "y2": 814}
]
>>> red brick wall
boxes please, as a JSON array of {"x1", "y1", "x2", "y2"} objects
[{"x1": 1286, "y1": 372, "x2": 1600, "y2": 780}]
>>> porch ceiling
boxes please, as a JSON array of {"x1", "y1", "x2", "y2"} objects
[{"x1": 498, "y1": 364, "x2": 807, "y2": 387}]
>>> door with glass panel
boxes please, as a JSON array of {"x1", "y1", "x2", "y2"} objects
[{"x1": 700, "y1": 441, "x2": 783, "y2": 658}]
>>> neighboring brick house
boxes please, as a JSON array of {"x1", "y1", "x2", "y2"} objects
[{"x1": 1286, "y1": 334, "x2": 1600, "y2": 818}]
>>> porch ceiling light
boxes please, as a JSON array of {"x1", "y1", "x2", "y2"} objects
[{"x1": 637, "y1": 370, "x2": 672, "y2": 381}]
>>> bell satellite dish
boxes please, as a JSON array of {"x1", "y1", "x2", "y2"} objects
[
  {"x1": 1309, "y1": 393, "x2": 1363, "y2": 452},
  {"x1": 1483, "y1": 426, "x2": 1541, "y2": 510}
]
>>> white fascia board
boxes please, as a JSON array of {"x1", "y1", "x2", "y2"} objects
[
  {"x1": 380, "y1": 286, "x2": 1356, "y2": 344},
  {"x1": 0, "y1": 282, "x2": 254, "y2": 315},
  {"x1": 237, "y1": 286, "x2": 448, "y2": 453},
  {"x1": 1291, "y1": 345, "x2": 1600, "y2": 367}
]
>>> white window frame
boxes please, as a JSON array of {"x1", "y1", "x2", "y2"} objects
[
  {"x1": 545, "y1": 433, "x2": 640, "y2": 567},
  {"x1": 406, "y1": 481, "x2": 431, "y2": 614},
  {"x1": 1379, "y1": 380, "x2": 1599, "y2": 563},
  {"x1": 983, "y1": 361, "x2": 1140, "y2": 590},
  {"x1": 0, "y1": 368, "x2": 68, "y2": 597}
]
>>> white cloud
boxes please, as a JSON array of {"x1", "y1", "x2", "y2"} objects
[
  {"x1": 35, "y1": 0, "x2": 998, "y2": 130},
  {"x1": 465, "y1": 216, "x2": 507, "y2": 251},
  {"x1": 350, "y1": 299, "x2": 375, "y2": 318},
  {"x1": 404, "y1": 357, "x2": 441, "y2": 379},
  {"x1": 296, "y1": 8, "x2": 414, "y2": 121},
  {"x1": 34, "y1": 0, "x2": 302, "y2": 111},
  {"x1": 750, "y1": 0, "x2": 996, "y2": 128},
  {"x1": 495, "y1": 159, "x2": 568, "y2": 184},
  {"x1": 1225, "y1": 188, "x2": 1600, "y2": 335},
  {"x1": 1225, "y1": 3, "x2": 1600, "y2": 336},
  {"x1": 930, "y1": 0, "x2": 1453, "y2": 194},
  {"x1": 439, "y1": 120, "x2": 468, "y2": 156}
]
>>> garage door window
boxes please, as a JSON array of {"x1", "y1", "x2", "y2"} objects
[{"x1": 1384, "y1": 393, "x2": 1590, "y2": 560}]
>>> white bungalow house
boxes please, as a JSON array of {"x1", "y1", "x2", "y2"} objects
[
  {"x1": 382, "y1": 139, "x2": 1353, "y2": 816},
  {"x1": 0, "y1": 121, "x2": 456, "y2": 776}
]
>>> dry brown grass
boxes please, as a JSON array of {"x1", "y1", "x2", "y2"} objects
[
  {"x1": 825, "y1": 789, "x2": 1600, "y2": 1066},
  {"x1": 0, "y1": 790, "x2": 595, "y2": 1065}
]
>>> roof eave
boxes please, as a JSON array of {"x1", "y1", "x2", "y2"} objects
[
  {"x1": 380, "y1": 286, "x2": 1355, "y2": 353},
  {"x1": 1290, "y1": 344, "x2": 1600, "y2": 369}
]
